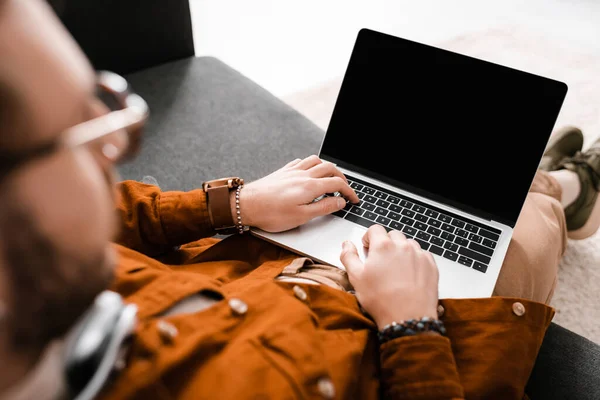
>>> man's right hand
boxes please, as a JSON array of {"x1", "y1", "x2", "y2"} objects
[
  {"x1": 340, "y1": 225, "x2": 440, "y2": 330},
  {"x1": 237, "y1": 155, "x2": 360, "y2": 233}
]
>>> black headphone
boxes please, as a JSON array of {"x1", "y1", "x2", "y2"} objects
[{"x1": 62, "y1": 291, "x2": 138, "y2": 400}]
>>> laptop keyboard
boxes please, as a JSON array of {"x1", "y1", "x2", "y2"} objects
[{"x1": 332, "y1": 175, "x2": 501, "y2": 273}]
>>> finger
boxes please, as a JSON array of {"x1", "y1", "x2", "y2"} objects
[
  {"x1": 340, "y1": 240, "x2": 364, "y2": 278},
  {"x1": 283, "y1": 158, "x2": 302, "y2": 169},
  {"x1": 311, "y1": 177, "x2": 360, "y2": 204},
  {"x1": 388, "y1": 229, "x2": 407, "y2": 243},
  {"x1": 294, "y1": 155, "x2": 323, "y2": 170},
  {"x1": 362, "y1": 224, "x2": 388, "y2": 249},
  {"x1": 407, "y1": 239, "x2": 422, "y2": 252},
  {"x1": 302, "y1": 196, "x2": 346, "y2": 219},
  {"x1": 307, "y1": 162, "x2": 349, "y2": 183}
]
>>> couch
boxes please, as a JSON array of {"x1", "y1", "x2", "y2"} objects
[{"x1": 53, "y1": 0, "x2": 600, "y2": 398}]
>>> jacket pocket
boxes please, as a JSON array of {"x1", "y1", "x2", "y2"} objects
[{"x1": 252, "y1": 320, "x2": 337, "y2": 399}]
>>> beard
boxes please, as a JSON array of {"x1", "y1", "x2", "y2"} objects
[{"x1": 1, "y1": 207, "x2": 114, "y2": 352}]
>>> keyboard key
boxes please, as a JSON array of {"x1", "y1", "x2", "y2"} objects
[
  {"x1": 344, "y1": 213, "x2": 374, "y2": 229},
  {"x1": 441, "y1": 223, "x2": 455, "y2": 233},
  {"x1": 389, "y1": 204, "x2": 403, "y2": 213},
  {"x1": 350, "y1": 182, "x2": 364, "y2": 191},
  {"x1": 362, "y1": 187, "x2": 375, "y2": 195},
  {"x1": 430, "y1": 237, "x2": 444, "y2": 247},
  {"x1": 400, "y1": 200, "x2": 413, "y2": 208},
  {"x1": 350, "y1": 206, "x2": 365, "y2": 216},
  {"x1": 438, "y1": 214, "x2": 452, "y2": 223},
  {"x1": 374, "y1": 207, "x2": 389, "y2": 216},
  {"x1": 364, "y1": 211, "x2": 378, "y2": 221},
  {"x1": 376, "y1": 199, "x2": 390, "y2": 208},
  {"x1": 465, "y1": 224, "x2": 479, "y2": 233},
  {"x1": 361, "y1": 202, "x2": 375, "y2": 211},
  {"x1": 376, "y1": 216, "x2": 391, "y2": 226},
  {"x1": 425, "y1": 209, "x2": 439, "y2": 218},
  {"x1": 451, "y1": 219, "x2": 466, "y2": 228},
  {"x1": 472, "y1": 261, "x2": 488, "y2": 273},
  {"x1": 414, "y1": 238, "x2": 430, "y2": 250},
  {"x1": 332, "y1": 210, "x2": 346, "y2": 218},
  {"x1": 468, "y1": 241, "x2": 494, "y2": 257},
  {"x1": 417, "y1": 231, "x2": 431, "y2": 241},
  {"x1": 468, "y1": 233, "x2": 483, "y2": 243},
  {"x1": 403, "y1": 226, "x2": 417, "y2": 236},
  {"x1": 443, "y1": 250, "x2": 458, "y2": 261},
  {"x1": 387, "y1": 196, "x2": 400, "y2": 205},
  {"x1": 357, "y1": 192, "x2": 365, "y2": 200},
  {"x1": 401, "y1": 209, "x2": 416, "y2": 218},
  {"x1": 429, "y1": 219, "x2": 442, "y2": 228},
  {"x1": 458, "y1": 247, "x2": 491, "y2": 264},
  {"x1": 388, "y1": 212, "x2": 401, "y2": 221},
  {"x1": 456, "y1": 229, "x2": 469, "y2": 238},
  {"x1": 429, "y1": 245, "x2": 444, "y2": 256},
  {"x1": 404, "y1": 235, "x2": 414, "y2": 240},
  {"x1": 483, "y1": 238, "x2": 497, "y2": 249},
  {"x1": 458, "y1": 256, "x2": 473, "y2": 267},
  {"x1": 413, "y1": 205, "x2": 426, "y2": 213},
  {"x1": 415, "y1": 221, "x2": 427, "y2": 231},
  {"x1": 390, "y1": 221, "x2": 404, "y2": 231},
  {"x1": 400, "y1": 216, "x2": 414, "y2": 226},
  {"x1": 427, "y1": 226, "x2": 442, "y2": 237},
  {"x1": 364, "y1": 195, "x2": 377, "y2": 204},
  {"x1": 454, "y1": 237, "x2": 469, "y2": 247},
  {"x1": 443, "y1": 242, "x2": 458, "y2": 252},
  {"x1": 441, "y1": 232, "x2": 455, "y2": 241},
  {"x1": 414, "y1": 214, "x2": 428, "y2": 222},
  {"x1": 343, "y1": 202, "x2": 353, "y2": 211},
  {"x1": 374, "y1": 191, "x2": 388, "y2": 200},
  {"x1": 479, "y1": 228, "x2": 500, "y2": 242}
]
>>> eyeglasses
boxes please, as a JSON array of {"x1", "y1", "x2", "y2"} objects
[{"x1": 0, "y1": 71, "x2": 149, "y2": 178}]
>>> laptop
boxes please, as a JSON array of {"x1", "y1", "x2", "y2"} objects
[{"x1": 251, "y1": 28, "x2": 568, "y2": 299}]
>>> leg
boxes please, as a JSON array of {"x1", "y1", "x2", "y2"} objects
[{"x1": 493, "y1": 171, "x2": 567, "y2": 304}]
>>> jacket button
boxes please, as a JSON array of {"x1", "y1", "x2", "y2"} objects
[
  {"x1": 157, "y1": 320, "x2": 178, "y2": 343},
  {"x1": 437, "y1": 304, "x2": 445, "y2": 318},
  {"x1": 293, "y1": 285, "x2": 308, "y2": 301},
  {"x1": 317, "y1": 377, "x2": 336, "y2": 399},
  {"x1": 229, "y1": 298, "x2": 248, "y2": 315},
  {"x1": 512, "y1": 302, "x2": 526, "y2": 316}
]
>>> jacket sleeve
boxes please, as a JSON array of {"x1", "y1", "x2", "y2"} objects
[
  {"x1": 114, "y1": 180, "x2": 217, "y2": 256},
  {"x1": 379, "y1": 334, "x2": 465, "y2": 400}
]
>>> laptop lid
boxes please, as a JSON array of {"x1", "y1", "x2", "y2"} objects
[{"x1": 319, "y1": 28, "x2": 568, "y2": 228}]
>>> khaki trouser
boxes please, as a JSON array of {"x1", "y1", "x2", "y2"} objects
[{"x1": 276, "y1": 170, "x2": 567, "y2": 305}]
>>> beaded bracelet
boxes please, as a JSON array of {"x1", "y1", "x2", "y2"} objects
[
  {"x1": 234, "y1": 185, "x2": 248, "y2": 234},
  {"x1": 377, "y1": 317, "x2": 446, "y2": 344}
]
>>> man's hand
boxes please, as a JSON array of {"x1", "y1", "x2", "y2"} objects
[
  {"x1": 340, "y1": 225, "x2": 440, "y2": 329},
  {"x1": 235, "y1": 155, "x2": 360, "y2": 232}
]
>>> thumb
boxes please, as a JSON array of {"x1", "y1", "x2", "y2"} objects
[{"x1": 340, "y1": 240, "x2": 363, "y2": 278}]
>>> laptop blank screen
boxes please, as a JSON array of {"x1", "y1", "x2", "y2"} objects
[{"x1": 320, "y1": 29, "x2": 567, "y2": 227}]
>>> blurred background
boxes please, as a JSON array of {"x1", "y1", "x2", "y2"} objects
[{"x1": 190, "y1": 0, "x2": 600, "y2": 98}]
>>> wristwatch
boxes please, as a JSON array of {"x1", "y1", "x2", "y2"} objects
[{"x1": 202, "y1": 177, "x2": 244, "y2": 234}]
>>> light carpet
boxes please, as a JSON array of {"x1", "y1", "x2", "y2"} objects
[{"x1": 282, "y1": 25, "x2": 600, "y2": 343}]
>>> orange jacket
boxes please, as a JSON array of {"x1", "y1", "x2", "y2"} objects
[{"x1": 100, "y1": 181, "x2": 554, "y2": 400}]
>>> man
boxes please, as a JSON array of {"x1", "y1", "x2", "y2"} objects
[{"x1": 0, "y1": 0, "x2": 598, "y2": 399}]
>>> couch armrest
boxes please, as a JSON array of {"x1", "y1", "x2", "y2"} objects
[
  {"x1": 526, "y1": 322, "x2": 600, "y2": 400},
  {"x1": 118, "y1": 56, "x2": 324, "y2": 189},
  {"x1": 52, "y1": 0, "x2": 195, "y2": 74}
]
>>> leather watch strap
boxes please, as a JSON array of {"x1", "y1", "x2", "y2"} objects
[
  {"x1": 202, "y1": 177, "x2": 244, "y2": 232},
  {"x1": 206, "y1": 185, "x2": 235, "y2": 229}
]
